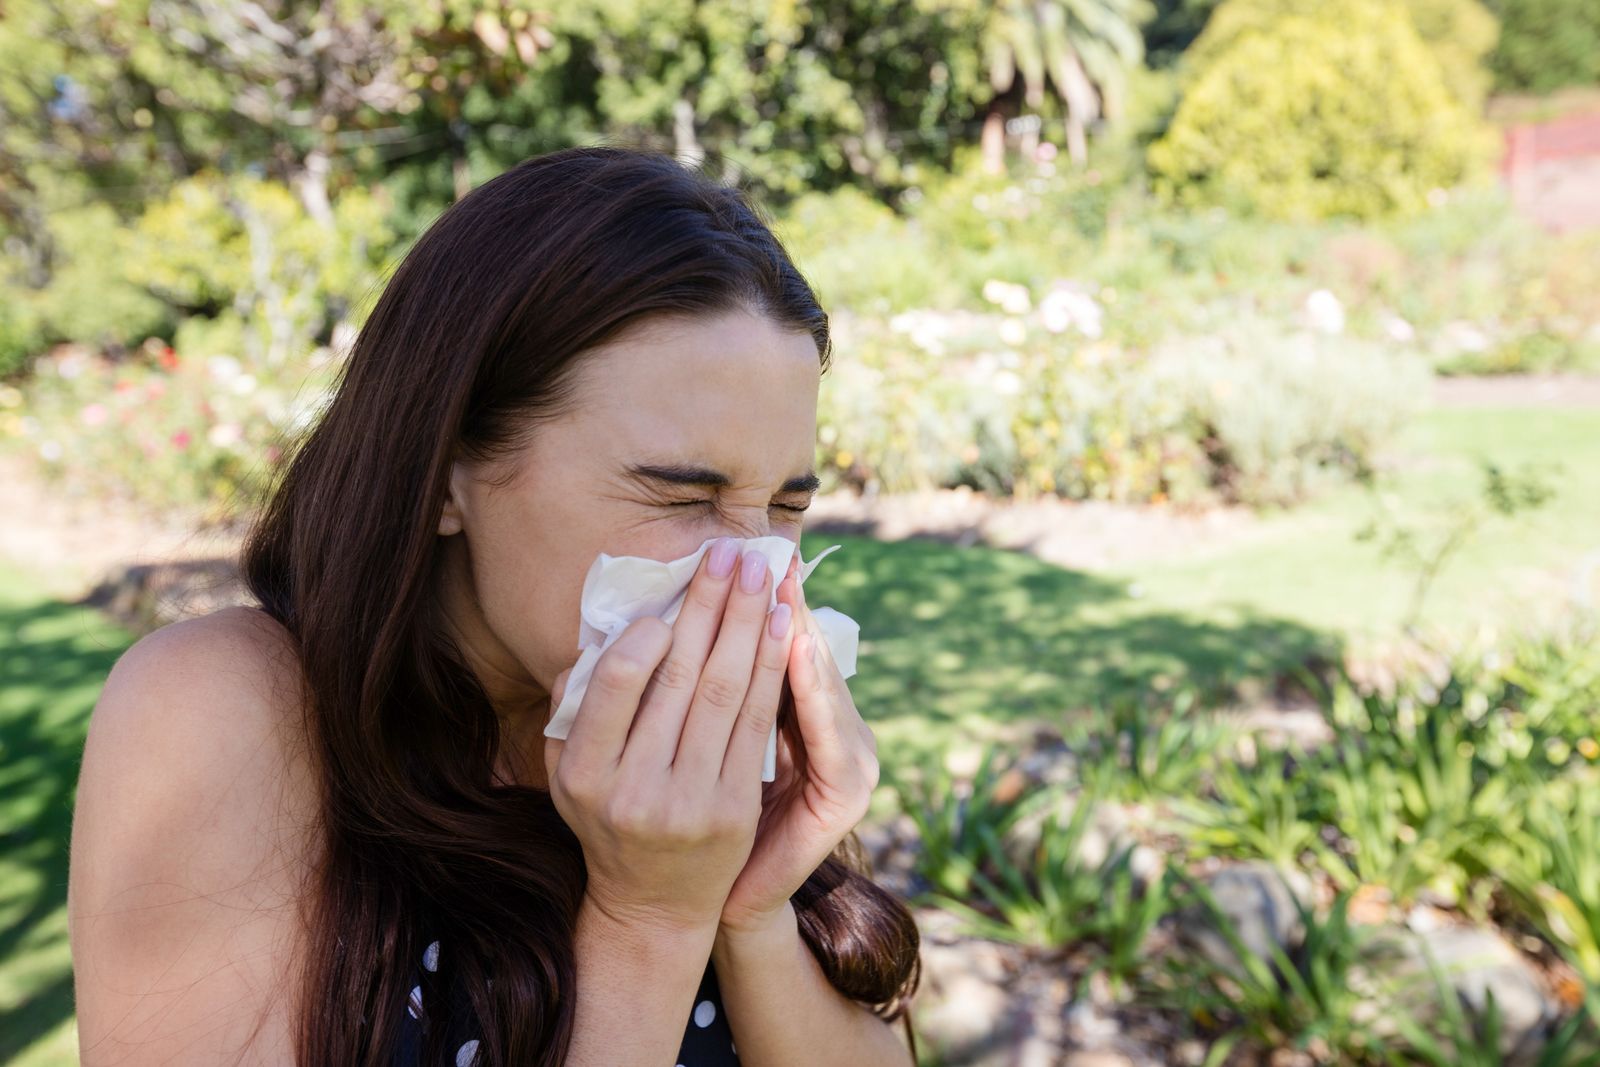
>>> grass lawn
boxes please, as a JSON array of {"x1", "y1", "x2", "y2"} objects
[
  {"x1": 803, "y1": 406, "x2": 1600, "y2": 816},
  {"x1": 1104, "y1": 406, "x2": 1600, "y2": 647},
  {"x1": 2, "y1": 405, "x2": 1594, "y2": 1063},
  {"x1": 0, "y1": 561, "x2": 132, "y2": 1066}
]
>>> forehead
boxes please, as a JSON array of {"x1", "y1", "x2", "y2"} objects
[{"x1": 570, "y1": 308, "x2": 821, "y2": 477}]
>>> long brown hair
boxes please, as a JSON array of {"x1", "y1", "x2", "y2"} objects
[{"x1": 239, "y1": 144, "x2": 922, "y2": 1065}]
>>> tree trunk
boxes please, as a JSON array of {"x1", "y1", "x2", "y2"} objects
[
  {"x1": 1049, "y1": 47, "x2": 1099, "y2": 168},
  {"x1": 981, "y1": 105, "x2": 1006, "y2": 175},
  {"x1": 673, "y1": 97, "x2": 703, "y2": 168},
  {"x1": 294, "y1": 145, "x2": 335, "y2": 226}
]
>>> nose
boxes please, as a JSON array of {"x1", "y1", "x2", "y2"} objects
[{"x1": 708, "y1": 507, "x2": 779, "y2": 542}]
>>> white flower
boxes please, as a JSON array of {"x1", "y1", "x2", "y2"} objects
[
  {"x1": 1040, "y1": 283, "x2": 1104, "y2": 338},
  {"x1": 1383, "y1": 315, "x2": 1416, "y2": 343},
  {"x1": 230, "y1": 373, "x2": 258, "y2": 396},
  {"x1": 998, "y1": 318, "x2": 1028, "y2": 346},
  {"x1": 981, "y1": 279, "x2": 1031, "y2": 315},
  {"x1": 1304, "y1": 289, "x2": 1345, "y2": 335},
  {"x1": 208, "y1": 355, "x2": 243, "y2": 381},
  {"x1": 991, "y1": 369, "x2": 1023, "y2": 396},
  {"x1": 207, "y1": 422, "x2": 243, "y2": 448}
]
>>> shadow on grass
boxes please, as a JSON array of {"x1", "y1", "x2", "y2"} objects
[
  {"x1": 0, "y1": 532, "x2": 1334, "y2": 1059},
  {"x1": 799, "y1": 532, "x2": 1339, "y2": 764},
  {"x1": 0, "y1": 591, "x2": 132, "y2": 1062}
]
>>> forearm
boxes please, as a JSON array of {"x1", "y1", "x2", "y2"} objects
[
  {"x1": 711, "y1": 901, "x2": 915, "y2": 1067},
  {"x1": 568, "y1": 895, "x2": 717, "y2": 1066}
]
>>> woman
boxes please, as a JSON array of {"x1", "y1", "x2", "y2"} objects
[{"x1": 68, "y1": 145, "x2": 922, "y2": 1066}]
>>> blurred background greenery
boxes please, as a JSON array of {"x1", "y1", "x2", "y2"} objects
[{"x1": 2, "y1": 0, "x2": 1599, "y2": 1063}]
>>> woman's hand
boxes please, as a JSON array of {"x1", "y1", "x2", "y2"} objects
[
  {"x1": 542, "y1": 538, "x2": 800, "y2": 937},
  {"x1": 717, "y1": 550, "x2": 880, "y2": 936}
]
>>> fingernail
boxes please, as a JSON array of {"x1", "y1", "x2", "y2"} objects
[
  {"x1": 739, "y1": 548, "x2": 766, "y2": 592},
  {"x1": 709, "y1": 537, "x2": 738, "y2": 578},
  {"x1": 769, "y1": 602, "x2": 791, "y2": 639}
]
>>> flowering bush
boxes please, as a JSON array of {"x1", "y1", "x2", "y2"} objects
[
  {"x1": 2, "y1": 335, "x2": 342, "y2": 522},
  {"x1": 817, "y1": 293, "x2": 1425, "y2": 507}
]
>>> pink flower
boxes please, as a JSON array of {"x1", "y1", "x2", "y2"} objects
[
  {"x1": 171, "y1": 428, "x2": 191, "y2": 449},
  {"x1": 80, "y1": 403, "x2": 108, "y2": 427}
]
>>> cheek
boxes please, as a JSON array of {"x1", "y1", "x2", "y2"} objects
[{"x1": 466, "y1": 525, "x2": 593, "y2": 688}]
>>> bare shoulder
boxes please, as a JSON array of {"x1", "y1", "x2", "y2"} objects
[{"x1": 69, "y1": 605, "x2": 321, "y2": 1065}]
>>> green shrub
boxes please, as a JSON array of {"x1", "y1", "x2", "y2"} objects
[
  {"x1": 1, "y1": 335, "x2": 341, "y2": 523},
  {"x1": 1148, "y1": 309, "x2": 1433, "y2": 505},
  {"x1": 0, "y1": 296, "x2": 43, "y2": 380},
  {"x1": 1147, "y1": 0, "x2": 1499, "y2": 220},
  {"x1": 1400, "y1": 0, "x2": 1502, "y2": 112},
  {"x1": 1487, "y1": 0, "x2": 1600, "y2": 92}
]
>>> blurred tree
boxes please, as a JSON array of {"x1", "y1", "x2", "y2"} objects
[
  {"x1": 1485, "y1": 0, "x2": 1600, "y2": 92},
  {"x1": 1396, "y1": 0, "x2": 1501, "y2": 112},
  {"x1": 953, "y1": 0, "x2": 1153, "y2": 171},
  {"x1": 1141, "y1": 0, "x2": 1224, "y2": 67},
  {"x1": 1148, "y1": 0, "x2": 1498, "y2": 219},
  {"x1": 549, "y1": 0, "x2": 977, "y2": 200}
]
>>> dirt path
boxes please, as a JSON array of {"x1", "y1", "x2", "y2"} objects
[{"x1": 1432, "y1": 374, "x2": 1600, "y2": 408}]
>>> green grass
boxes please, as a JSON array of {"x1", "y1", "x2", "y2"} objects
[
  {"x1": 1100, "y1": 407, "x2": 1600, "y2": 648},
  {"x1": 0, "y1": 561, "x2": 132, "y2": 1065},
  {"x1": 798, "y1": 407, "x2": 1600, "y2": 821}
]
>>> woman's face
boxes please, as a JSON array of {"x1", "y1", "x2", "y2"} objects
[{"x1": 433, "y1": 305, "x2": 822, "y2": 772}]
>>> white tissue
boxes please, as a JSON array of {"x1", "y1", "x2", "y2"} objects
[{"x1": 543, "y1": 535, "x2": 860, "y2": 781}]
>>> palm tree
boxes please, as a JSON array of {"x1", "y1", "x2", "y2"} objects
[{"x1": 980, "y1": 0, "x2": 1150, "y2": 170}]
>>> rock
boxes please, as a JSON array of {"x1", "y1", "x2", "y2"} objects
[
  {"x1": 998, "y1": 791, "x2": 1138, "y2": 877},
  {"x1": 1063, "y1": 998, "x2": 1121, "y2": 1046},
  {"x1": 1176, "y1": 860, "x2": 1312, "y2": 981},
  {"x1": 907, "y1": 911, "x2": 1028, "y2": 1066},
  {"x1": 1062, "y1": 1053, "x2": 1135, "y2": 1067},
  {"x1": 1389, "y1": 926, "x2": 1560, "y2": 1064}
]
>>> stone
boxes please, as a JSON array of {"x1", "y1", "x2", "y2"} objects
[
  {"x1": 907, "y1": 912, "x2": 1029, "y2": 1067},
  {"x1": 1389, "y1": 925, "x2": 1560, "y2": 1064},
  {"x1": 1062, "y1": 1053, "x2": 1135, "y2": 1067},
  {"x1": 1176, "y1": 860, "x2": 1312, "y2": 981},
  {"x1": 998, "y1": 791, "x2": 1138, "y2": 876}
]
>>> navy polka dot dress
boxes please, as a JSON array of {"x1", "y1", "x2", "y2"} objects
[{"x1": 393, "y1": 937, "x2": 741, "y2": 1065}]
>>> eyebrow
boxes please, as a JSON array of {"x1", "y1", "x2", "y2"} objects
[{"x1": 624, "y1": 462, "x2": 821, "y2": 495}]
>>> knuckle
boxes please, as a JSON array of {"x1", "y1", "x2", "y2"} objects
[
  {"x1": 604, "y1": 791, "x2": 653, "y2": 834},
  {"x1": 660, "y1": 801, "x2": 711, "y2": 845},
  {"x1": 864, "y1": 754, "x2": 881, "y2": 792},
  {"x1": 649, "y1": 654, "x2": 698, "y2": 694},
  {"x1": 697, "y1": 672, "x2": 746, "y2": 711},
  {"x1": 595, "y1": 649, "x2": 651, "y2": 692},
  {"x1": 740, "y1": 704, "x2": 777, "y2": 742},
  {"x1": 555, "y1": 764, "x2": 596, "y2": 804}
]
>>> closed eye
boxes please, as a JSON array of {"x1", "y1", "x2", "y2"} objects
[{"x1": 667, "y1": 500, "x2": 811, "y2": 513}]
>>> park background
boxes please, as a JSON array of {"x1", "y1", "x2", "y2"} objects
[{"x1": 2, "y1": 0, "x2": 1599, "y2": 1063}]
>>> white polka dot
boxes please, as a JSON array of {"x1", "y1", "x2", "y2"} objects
[
  {"x1": 693, "y1": 998, "x2": 716, "y2": 1027},
  {"x1": 455, "y1": 1038, "x2": 480, "y2": 1066},
  {"x1": 406, "y1": 985, "x2": 422, "y2": 1019},
  {"x1": 423, "y1": 940, "x2": 439, "y2": 972}
]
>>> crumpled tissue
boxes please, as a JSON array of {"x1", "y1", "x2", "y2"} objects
[{"x1": 542, "y1": 535, "x2": 859, "y2": 781}]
